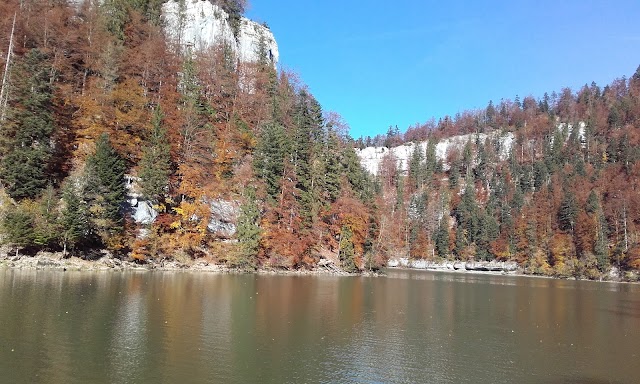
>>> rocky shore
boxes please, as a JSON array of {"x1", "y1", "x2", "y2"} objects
[
  {"x1": 2, "y1": 252, "x2": 635, "y2": 282},
  {"x1": 387, "y1": 257, "x2": 640, "y2": 282},
  {"x1": 0, "y1": 251, "x2": 373, "y2": 276},
  {"x1": 387, "y1": 258, "x2": 520, "y2": 274}
]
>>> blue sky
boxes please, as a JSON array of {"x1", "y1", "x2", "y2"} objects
[{"x1": 247, "y1": 0, "x2": 640, "y2": 138}]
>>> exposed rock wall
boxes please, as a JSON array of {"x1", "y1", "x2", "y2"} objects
[
  {"x1": 162, "y1": 0, "x2": 279, "y2": 66},
  {"x1": 356, "y1": 122, "x2": 586, "y2": 177},
  {"x1": 356, "y1": 131, "x2": 515, "y2": 176}
]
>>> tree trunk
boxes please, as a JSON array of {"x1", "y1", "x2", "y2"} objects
[{"x1": 0, "y1": 13, "x2": 17, "y2": 122}]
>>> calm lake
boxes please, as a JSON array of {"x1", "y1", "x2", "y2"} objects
[{"x1": 0, "y1": 268, "x2": 638, "y2": 384}]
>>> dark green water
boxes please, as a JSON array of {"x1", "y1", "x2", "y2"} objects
[{"x1": 0, "y1": 268, "x2": 638, "y2": 384}]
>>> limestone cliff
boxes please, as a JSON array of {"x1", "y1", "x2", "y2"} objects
[
  {"x1": 356, "y1": 131, "x2": 515, "y2": 176},
  {"x1": 356, "y1": 122, "x2": 585, "y2": 176},
  {"x1": 162, "y1": 0, "x2": 279, "y2": 66}
]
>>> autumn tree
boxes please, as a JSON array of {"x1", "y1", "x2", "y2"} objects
[{"x1": 339, "y1": 225, "x2": 358, "y2": 273}]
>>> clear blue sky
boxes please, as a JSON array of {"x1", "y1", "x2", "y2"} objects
[{"x1": 247, "y1": 0, "x2": 640, "y2": 138}]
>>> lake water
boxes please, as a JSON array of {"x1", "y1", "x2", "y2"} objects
[{"x1": 0, "y1": 268, "x2": 638, "y2": 384}]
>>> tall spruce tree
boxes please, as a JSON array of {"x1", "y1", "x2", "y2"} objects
[
  {"x1": 254, "y1": 123, "x2": 289, "y2": 201},
  {"x1": 586, "y1": 190, "x2": 609, "y2": 270},
  {"x1": 102, "y1": 0, "x2": 130, "y2": 41},
  {"x1": 455, "y1": 182, "x2": 480, "y2": 244},
  {"x1": 434, "y1": 217, "x2": 450, "y2": 258},
  {"x1": 292, "y1": 90, "x2": 322, "y2": 227},
  {"x1": 60, "y1": 182, "x2": 89, "y2": 256},
  {"x1": 85, "y1": 133, "x2": 126, "y2": 238},
  {"x1": 425, "y1": 139, "x2": 438, "y2": 180},
  {"x1": 342, "y1": 147, "x2": 372, "y2": 202},
  {"x1": 408, "y1": 144, "x2": 425, "y2": 191},
  {"x1": 235, "y1": 187, "x2": 261, "y2": 270},
  {"x1": 324, "y1": 128, "x2": 342, "y2": 203},
  {"x1": 558, "y1": 190, "x2": 578, "y2": 232},
  {"x1": 2, "y1": 206, "x2": 35, "y2": 255},
  {"x1": 0, "y1": 49, "x2": 55, "y2": 200},
  {"x1": 139, "y1": 106, "x2": 171, "y2": 202}
]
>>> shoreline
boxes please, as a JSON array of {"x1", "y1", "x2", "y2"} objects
[
  {"x1": 386, "y1": 265, "x2": 639, "y2": 284},
  {"x1": 0, "y1": 252, "x2": 377, "y2": 277},
  {"x1": 1, "y1": 252, "x2": 637, "y2": 283}
]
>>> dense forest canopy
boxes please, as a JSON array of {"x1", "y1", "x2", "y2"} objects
[{"x1": 0, "y1": 0, "x2": 639, "y2": 279}]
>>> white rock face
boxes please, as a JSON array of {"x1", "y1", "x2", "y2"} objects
[
  {"x1": 356, "y1": 120, "x2": 588, "y2": 176},
  {"x1": 356, "y1": 131, "x2": 515, "y2": 176},
  {"x1": 162, "y1": 0, "x2": 279, "y2": 66},
  {"x1": 207, "y1": 199, "x2": 239, "y2": 238},
  {"x1": 133, "y1": 200, "x2": 159, "y2": 225}
]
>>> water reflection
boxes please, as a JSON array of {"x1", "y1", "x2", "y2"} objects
[{"x1": 0, "y1": 268, "x2": 639, "y2": 384}]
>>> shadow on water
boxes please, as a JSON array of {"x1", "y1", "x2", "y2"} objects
[
  {"x1": 602, "y1": 308, "x2": 640, "y2": 318},
  {"x1": 601, "y1": 298, "x2": 640, "y2": 318},
  {"x1": 544, "y1": 377, "x2": 625, "y2": 384}
]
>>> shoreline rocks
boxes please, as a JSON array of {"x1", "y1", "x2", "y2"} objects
[
  {"x1": 386, "y1": 258, "x2": 639, "y2": 283},
  {"x1": 387, "y1": 258, "x2": 519, "y2": 274},
  {"x1": 0, "y1": 252, "x2": 375, "y2": 276}
]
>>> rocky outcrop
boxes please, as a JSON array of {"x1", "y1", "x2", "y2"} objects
[
  {"x1": 388, "y1": 258, "x2": 519, "y2": 273},
  {"x1": 356, "y1": 122, "x2": 587, "y2": 177},
  {"x1": 356, "y1": 131, "x2": 515, "y2": 177},
  {"x1": 162, "y1": 0, "x2": 279, "y2": 66},
  {"x1": 206, "y1": 199, "x2": 239, "y2": 237},
  {"x1": 125, "y1": 175, "x2": 159, "y2": 226},
  {"x1": 132, "y1": 200, "x2": 158, "y2": 225},
  {"x1": 125, "y1": 176, "x2": 240, "y2": 238}
]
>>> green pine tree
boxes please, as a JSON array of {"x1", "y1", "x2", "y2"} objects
[
  {"x1": 341, "y1": 147, "x2": 373, "y2": 202},
  {"x1": 32, "y1": 185, "x2": 60, "y2": 248},
  {"x1": 60, "y1": 182, "x2": 89, "y2": 256},
  {"x1": 324, "y1": 128, "x2": 342, "y2": 203},
  {"x1": 0, "y1": 49, "x2": 55, "y2": 200},
  {"x1": 425, "y1": 138, "x2": 438, "y2": 180},
  {"x1": 254, "y1": 123, "x2": 290, "y2": 201},
  {"x1": 85, "y1": 133, "x2": 127, "y2": 240},
  {"x1": 558, "y1": 190, "x2": 578, "y2": 232},
  {"x1": 102, "y1": 0, "x2": 131, "y2": 41},
  {"x1": 139, "y1": 106, "x2": 171, "y2": 202},
  {"x1": 408, "y1": 144, "x2": 425, "y2": 190},
  {"x1": 235, "y1": 187, "x2": 261, "y2": 270},
  {"x1": 455, "y1": 182, "x2": 480, "y2": 243},
  {"x1": 434, "y1": 217, "x2": 450, "y2": 258},
  {"x1": 292, "y1": 90, "x2": 321, "y2": 227},
  {"x1": 1, "y1": 204, "x2": 36, "y2": 254}
]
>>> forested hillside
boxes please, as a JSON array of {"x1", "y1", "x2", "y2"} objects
[
  {"x1": 0, "y1": 0, "x2": 379, "y2": 271},
  {"x1": 357, "y1": 67, "x2": 640, "y2": 279},
  {"x1": 1, "y1": 1, "x2": 639, "y2": 279}
]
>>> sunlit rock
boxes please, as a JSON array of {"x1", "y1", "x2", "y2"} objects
[{"x1": 162, "y1": 0, "x2": 279, "y2": 66}]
